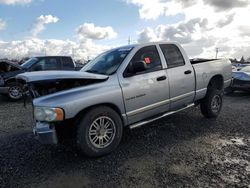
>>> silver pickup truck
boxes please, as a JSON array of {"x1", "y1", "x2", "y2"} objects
[{"x1": 17, "y1": 42, "x2": 232, "y2": 157}]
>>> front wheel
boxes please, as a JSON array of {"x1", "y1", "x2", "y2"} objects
[
  {"x1": 76, "y1": 106, "x2": 123, "y2": 157},
  {"x1": 7, "y1": 82, "x2": 23, "y2": 101},
  {"x1": 200, "y1": 89, "x2": 223, "y2": 118}
]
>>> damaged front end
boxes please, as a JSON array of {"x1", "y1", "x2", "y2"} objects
[
  {"x1": 16, "y1": 71, "x2": 109, "y2": 144},
  {"x1": 16, "y1": 71, "x2": 109, "y2": 99},
  {"x1": 19, "y1": 78, "x2": 106, "y2": 98}
]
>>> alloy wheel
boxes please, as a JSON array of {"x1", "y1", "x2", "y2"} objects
[{"x1": 88, "y1": 116, "x2": 116, "y2": 149}]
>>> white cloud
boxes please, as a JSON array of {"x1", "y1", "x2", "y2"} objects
[
  {"x1": 0, "y1": 22, "x2": 119, "y2": 60},
  {"x1": 126, "y1": 0, "x2": 169, "y2": 20},
  {"x1": 126, "y1": 0, "x2": 250, "y2": 20},
  {"x1": 0, "y1": 19, "x2": 6, "y2": 30},
  {"x1": 137, "y1": 14, "x2": 250, "y2": 59},
  {"x1": 137, "y1": 27, "x2": 159, "y2": 43},
  {"x1": 31, "y1": 15, "x2": 59, "y2": 37},
  {"x1": 0, "y1": 0, "x2": 32, "y2": 5},
  {"x1": 216, "y1": 13, "x2": 235, "y2": 28},
  {"x1": 133, "y1": 0, "x2": 250, "y2": 59},
  {"x1": 0, "y1": 39, "x2": 110, "y2": 60},
  {"x1": 76, "y1": 23, "x2": 117, "y2": 40},
  {"x1": 204, "y1": 0, "x2": 249, "y2": 11}
]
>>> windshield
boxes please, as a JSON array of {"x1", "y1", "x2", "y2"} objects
[
  {"x1": 81, "y1": 47, "x2": 133, "y2": 75},
  {"x1": 21, "y1": 58, "x2": 38, "y2": 69},
  {"x1": 240, "y1": 66, "x2": 250, "y2": 73}
]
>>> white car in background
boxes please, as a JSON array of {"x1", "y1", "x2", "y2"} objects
[{"x1": 231, "y1": 66, "x2": 250, "y2": 92}]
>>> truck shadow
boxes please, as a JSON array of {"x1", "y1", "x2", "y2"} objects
[{"x1": 225, "y1": 90, "x2": 250, "y2": 98}]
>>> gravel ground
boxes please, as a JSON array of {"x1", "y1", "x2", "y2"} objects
[{"x1": 0, "y1": 92, "x2": 250, "y2": 188}]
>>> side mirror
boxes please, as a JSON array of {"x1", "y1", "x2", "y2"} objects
[
  {"x1": 124, "y1": 61, "x2": 147, "y2": 77},
  {"x1": 132, "y1": 61, "x2": 147, "y2": 73}
]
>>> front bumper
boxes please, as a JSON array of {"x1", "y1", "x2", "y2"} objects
[
  {"x1": 33, "y1": 122, "x2": 58, "y2": 144},
  {"x1": 231, "y1": 79, "x2": 250, "y2": 90},
  {"x1": 0, "y1": 86, "x2": 9, "y2": 94}
]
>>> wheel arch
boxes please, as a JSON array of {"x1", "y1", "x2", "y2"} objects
[
  {"x1": 74, "y1": 103, "x2": 125, "y2": 126},
  {"x1": 5, "y1": 77, "x2": 17, "y2": 85},
  {"x1": 207, "y1": 74, "x2": 224, "y2": 90}
]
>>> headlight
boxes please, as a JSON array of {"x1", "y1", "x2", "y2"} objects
[{"x1": 34, "y1": 107, "x2": 64, "y2": 122}]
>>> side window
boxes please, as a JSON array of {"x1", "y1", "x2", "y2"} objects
[
  {"x1": 62, "y1": 57, "x2": 74, "y2": 70},
  {"x1": 30, "y1": 59, "x2": 45, "y2": 71},
  {"x1": 31, "y1": 58, "x2": 59, "y2": 71},
  {"x1": 160, "y1": 44, "x2": 185, "y2": 68},
  {"x1": 44, "y1": 58, "x2": 60, "y2": 70},
  {"x1": 128, "y1": 45, "x2": 162, "y2": 73}
]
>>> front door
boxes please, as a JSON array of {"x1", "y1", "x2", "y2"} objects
[{"x1": 119, "y1": 45, "x2": 170, "y2": 124}]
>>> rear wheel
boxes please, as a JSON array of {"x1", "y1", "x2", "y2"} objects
[
  {"x1": 76, "y1": 106, "x2": 123, "y2": 157},
  {"x1": 200, "y1": 89, "x2": 223, "y2": 118},
  {"x1": 7, "y1": 82, "x2": 23, "y2": 101}
]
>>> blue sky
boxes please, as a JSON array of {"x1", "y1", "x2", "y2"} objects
[
  {"x1": 0, "y1": 0, "x2": 250, "y2": 59},
  {"x1": 0, "y1": 0, "x2": 182, "y2": 43}
]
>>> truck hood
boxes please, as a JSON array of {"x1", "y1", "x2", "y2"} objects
[
  {"x1": 16, "y1": 70, "x2": 108, "y2": 83},
  {"x1": 16, "y1": 71, "x2": 109, "y2": 98}
]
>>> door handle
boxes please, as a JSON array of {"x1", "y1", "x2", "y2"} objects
[
  {"x1": 156, "y1": 76, "x2": 167, "y2": 81},
  {"x1": 184, "y1": 70, "x2": 192, "y2": 74}
]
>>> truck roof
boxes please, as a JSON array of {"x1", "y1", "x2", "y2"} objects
[
  {"x1": 33, "y1": 56, "x2": 72, "y2": 59},
  {"x1": 115, "y1": 41, "x2": 180, "y2": 50}
]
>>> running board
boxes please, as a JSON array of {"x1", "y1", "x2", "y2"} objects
[{"x1": 129, "y1": 103, "x2": 195, "y2": 130}]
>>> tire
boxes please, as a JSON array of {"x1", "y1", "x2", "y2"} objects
[
  {"x1": 7, "y1": 82, "x2": 23, "y2": 101},
  {"x1": 76, "y1": 106, "x2": 123, "y2": 157},
  {"x1": 200, "y1": 89, "x2": 223, "y2": 118}
]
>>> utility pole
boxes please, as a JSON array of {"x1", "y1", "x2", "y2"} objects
[
  {"x1": 72, "y1": 47, "x2": 75, "y2": 59},
  {"x1": 128, "y1": 36, "x2": 131, "y2": 45},
  {"x1": 215, "y1": 48, "x2": 219, "y2": 59}
]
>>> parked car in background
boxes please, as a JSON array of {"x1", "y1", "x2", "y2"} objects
[
  {"x1": 0, "y1": 56, "x2": 82, "y2": 100},
  {"x1": 232, "y1": 63, "x2": 250, "y2": 71},
  {"x1": 231, "y1": 65, "x2": 250, "y2": 92},
  {"x1": 232, "y1": 65, "x2": 237, "y2": 72},
  {"x1": 17, "y1": 41, "x2": 232, "y2": 157}
]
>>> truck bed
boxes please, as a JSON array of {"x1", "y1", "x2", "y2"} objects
[{"x1": 192, "y1": 59, "x2": 232, "y2": 102}]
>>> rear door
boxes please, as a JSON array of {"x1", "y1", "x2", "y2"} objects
[
  {"x1": 159, "y1": 44, "x2": 195, "y2": 110},
  {"x1": 119, "y1": 45, "x2": 170, "y2": 124}
]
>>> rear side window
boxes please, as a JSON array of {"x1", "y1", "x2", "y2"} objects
[
  {"x1": 43, "y1": 58, "x2": 60, "y2": 70},
  {"x1": 130, "y1": 45, "x2": 162, "y2": 73},
  {"x1": 160, "y1": 44, "x2": 185, "y2": 68},
  {"x1": 31, "y1": 58, "x2": 60, "y2": 71},
  {"x1": 61, "y1": 57, "x2": 74, "y2": 70}
]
